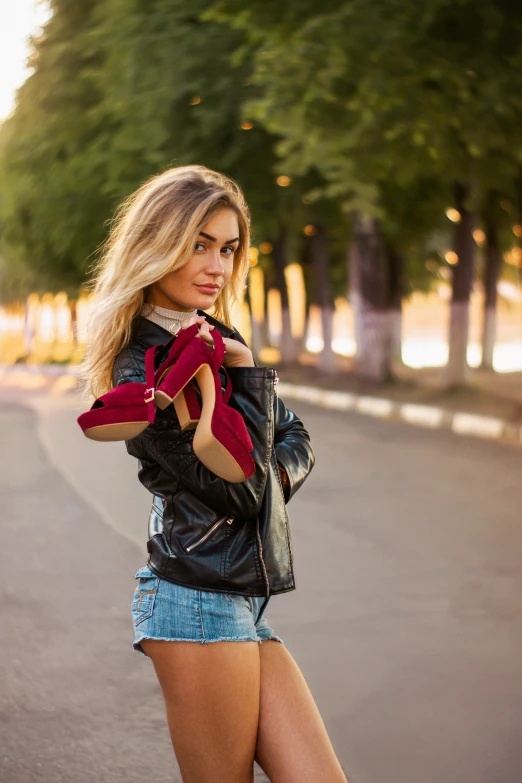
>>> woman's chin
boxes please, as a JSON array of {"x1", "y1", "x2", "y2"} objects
[{"x1": 193, "y1": 292, "x2": 219, "y2": 309}]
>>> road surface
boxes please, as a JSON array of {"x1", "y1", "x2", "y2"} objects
[{"x1": 1, "y1": 377, "x2": 522, "y2": 782}]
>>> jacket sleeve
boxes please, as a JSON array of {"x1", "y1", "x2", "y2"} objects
[
  {"x1": 273, "y1": 393, "x2": 315, "y2": 503},
  {"x1": 228, "y1": 325, "x2": 315, "y2": 503},
  {"x1": 122, "y1": 365, "x2": 278, "y2": 520}
]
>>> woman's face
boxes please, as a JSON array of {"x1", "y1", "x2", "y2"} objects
[{"x1": 146, "y1": 207, "x2": 240, "y2": 312}]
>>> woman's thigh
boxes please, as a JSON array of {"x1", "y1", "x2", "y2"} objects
[
  {"x1": 255, "y1": 640, "x2": 349, "y2": 783},
  {"x1": 141, "y1": 638, "x2": 261, "y2": 783}
]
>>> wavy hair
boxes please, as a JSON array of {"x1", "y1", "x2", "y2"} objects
[{"x1": 78, "y1": 165, "x2": 251, "y2": 405}]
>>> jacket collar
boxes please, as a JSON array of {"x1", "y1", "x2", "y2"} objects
[{"x1": 130, "y1": 309, "x2": 237, "y2": 349}]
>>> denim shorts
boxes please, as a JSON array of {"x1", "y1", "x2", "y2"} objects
[{"x1": 131, "y1": 565, "x2": 285, "y2": 656}]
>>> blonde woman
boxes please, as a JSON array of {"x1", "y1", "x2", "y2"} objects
[{"x1": 80, "y1": 165, "x2": 348, "y2": 783}]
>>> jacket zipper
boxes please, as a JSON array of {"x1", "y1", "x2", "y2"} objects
[
  {"x1": 254, "y1": 371, "x2": 276, "y2": 622},
  {"x1": 255, "y1": 517, "x2": 271, "y2": 625},
  {"x1": 185, "y1": 515, "x2": 234, "y2": 552}
]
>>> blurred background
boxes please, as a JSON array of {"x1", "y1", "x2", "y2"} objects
[
  {"x1": 2, "y1": 0, "x2": 522, "y2": 405},
  {"x1": 2, "y1": 3, "x2": 522, "y2": 783}
]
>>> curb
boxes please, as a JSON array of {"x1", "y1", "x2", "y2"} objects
[
  {"x1": 1, "y1": 364, "x2": 520, "y2": 448},
  {"x1": 277, "y1": 381, "x2": 522, "y2": 448},
  {"x1": 0, "y1": 362, "x2": 78, "y2": 376}
]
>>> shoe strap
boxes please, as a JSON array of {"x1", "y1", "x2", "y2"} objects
[
  {"x1": 221, "y1": 366, "x2": 233, "y2": 404},
  {"x1": 154, "y1": 322, "x2": 200, "y2": 382},
  {"x1": 159, "y1": 322, "x2": 225, "y2": 374},
  {"x1": 145, "y1": 324, "x2": 226, "y2": 415},
  {"x1": 144, "y1": 342, "x2": 167, "y2": 423},
  {"x1": 207, "y1": 328, "x2": 226, "y2": 370},
  {"x1": 144, "y1": 322, "x2": 201, "y2": 422},
  {"x1": 204, "y1": 330, "x2": 230, "y2": 400}
]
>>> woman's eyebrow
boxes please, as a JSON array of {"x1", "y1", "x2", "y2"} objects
[{"x1": 199, "y1": 231, "x2": 240, "y2": 244}]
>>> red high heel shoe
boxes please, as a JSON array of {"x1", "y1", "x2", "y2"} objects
[
  {"x1": 171, "y1": 380, "x2": 201, "y2": 431},
  {"x1": 77, "y1": 343, "x2": 164, "y2": 441},
  {"x1": 158, "y1": 351, "x2": 233, "y2": 432},
  {"x1": 173, "y1": 368, "x2": 234, "y2": 430},
  {"x1": 77, "y1": 323, "x2": 200, "y2": 441},
  {"x1": 154, "y1": 329, "x2": 256, "y2": 482},
  {"x1": 154, "y1": 324, "x2": 204, "y2": 430}
]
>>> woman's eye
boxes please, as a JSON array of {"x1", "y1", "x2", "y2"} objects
[
  {"x1": 222, "y1": 246, "x2": 234, "y2": 257},
  {"x1": 195, "y1": 242, "x2": 205, "y2": 251}
]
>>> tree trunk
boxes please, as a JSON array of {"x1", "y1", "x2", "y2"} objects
[
  {"x1": 69, "y1": 299, "x2": 78, "y2": 347},
  {"x1": 349, "y1": 213, "x2": 393, "y2": 383},
  {"x1": 443, "y1": 182, "x2": 476, "y2": 388},
  {"x1": 273, "y1": 226, "x2": 300, "y2": 363},
  {"x1": 387, "y1": 247, "x2": 404, "y2": 364},
  {"x1": 244, "y1": 281, "x2": 262, "y2": 362},
  {"x1": 262, "y1": 284, "x2": 270, "y2": 348},
  {"x1": 348, "y1": 238, "x2": 364, "y2": 362},
  {"x1": 296, "y1": 243, "x2": 311, "y2": 356},
  {"x1": 516, "y1": 170, "x2": 522, "y2": 287},
  {"x1": 309, "y1": 224, "x2": 335, "y2": 373},
  {"x1": 480, "y1": 219, "x2": 501, "y2": 370}
]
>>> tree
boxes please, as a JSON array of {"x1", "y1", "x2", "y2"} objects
[
  {"x1": 0, "y1": 0, "x2": 112, "y2": 291},
  {"x1": 209, "y1": 0, "x2": 522, "y2": 383},
  {"x1": 0, "y1": 0, "x2": 290, "y2": 304}
]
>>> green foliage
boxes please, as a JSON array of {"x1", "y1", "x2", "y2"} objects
[
  {"x1": 2, "y1": 0, "x2": 522, "y2": 308},
  {"x1": 0, "y1": 0, "x2": 296, "y2": 287},
  {"x1": 210, "y1": 0, "x2": 522, "y2": 243},
  {"x1": 0, "y1": 0, "x2": 112, "y2": 287}
]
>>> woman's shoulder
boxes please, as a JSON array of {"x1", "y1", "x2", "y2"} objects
[
  {"x1": 112, "y1": 314, "x2": 180, "y2": 385},
  {"x1": 111, "y1": 316, "x2": 153, "y2": 386},
  {"x1": 112, "y1": 341, "x2": 147, "y2": 386}
]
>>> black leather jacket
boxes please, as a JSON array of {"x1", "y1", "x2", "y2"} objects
[{"x1": 112, "y1": 311, "x2": 315, "y2": 621}]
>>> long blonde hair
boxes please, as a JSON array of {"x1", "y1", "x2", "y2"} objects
[{"x1": 78, "y1": 165, "x2": 251, "y2": 405}]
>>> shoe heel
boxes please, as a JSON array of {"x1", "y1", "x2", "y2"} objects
[
  {"x1": 155, "y1": 338, "x2": 208, "y2": 410},
  {"x1": 153, "y1": 321, "x2": 201, "y2": 395},
  {"x1": 192, "y1": 363, "x2": 255, "y2": 483},
  {"x1": 173, "y1": 381, "x2": 201, "y2": 431}
]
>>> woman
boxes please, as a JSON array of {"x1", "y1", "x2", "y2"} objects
[{"x1": 80, "y1": 165, "x2": 348, "y2": 783}]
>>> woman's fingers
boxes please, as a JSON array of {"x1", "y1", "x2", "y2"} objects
[
  {"x1": 180, "y1": 315, "x2": 206, "y2": 329},
  {"x1": 197, "y1": 320, "x2": 215, "y2": 348},
  {"x1": 178, "y1": 316, "x2": 215, "y2": 347}
]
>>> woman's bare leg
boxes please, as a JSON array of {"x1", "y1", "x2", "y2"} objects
[
  {"x1": 141, "y1": 639, "x2": 261, "y2": 783},
  {"x1": 255, "y1": 640, "x2": 349, "y2": 783}
]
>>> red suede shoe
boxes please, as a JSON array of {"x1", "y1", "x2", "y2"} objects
[
  {"x1": 77, "y1": 341, "x2": 164, "y2": 441},
  {"x1": 77, "y1": 322, "x2": 201, "y2": 441},
  {"x1": 155, "y1": 329, "x2": 255, "y2": 482},
  {"x1": 157, "y1": 353, "x2": 233, "y2": 432},
  {"x1": 154, "y1": 323, "x2": 203, "y2": 430}
]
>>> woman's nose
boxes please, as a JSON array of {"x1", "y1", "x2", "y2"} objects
[{"x1": 206, "y1": 249, "x2": 224, "y2": 274}]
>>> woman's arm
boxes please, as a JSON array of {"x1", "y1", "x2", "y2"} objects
[
  {"x1": 121, "y1": 365, "x2": 278, "y2": 520},
  {"x1": 229, "y1": 326, "x2": 315, "y2": 502},
  {"x1": 273, "y1": 394, "x2": 315, "y2": 503},
  {"x1": 114, "y1": 321, "x2": 313, "y2": 515}
]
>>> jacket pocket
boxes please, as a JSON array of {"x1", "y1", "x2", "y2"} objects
[{"x1": 185, "y1": 515, "x2": 234, "y2": 553}]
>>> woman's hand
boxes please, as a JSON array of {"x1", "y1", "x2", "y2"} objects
[{"x1": 179, "y1": 315, "x2": 255, "y2": 368}]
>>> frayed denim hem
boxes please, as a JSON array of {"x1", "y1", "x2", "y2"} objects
[{"x1": 133, "y1": 634, "x2": 285, "y2": 657}]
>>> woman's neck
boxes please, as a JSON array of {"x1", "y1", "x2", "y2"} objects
[{"x1": 140, "y1": 302, "x2": 198, "y2": 333}]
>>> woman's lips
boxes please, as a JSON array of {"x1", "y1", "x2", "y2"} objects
[{"x1": 195, "y1": 284, "x2": 220, "y2": 294}]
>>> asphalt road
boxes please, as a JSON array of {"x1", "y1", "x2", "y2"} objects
[{"x1": 1, "y1": 380, "x2": 522, "y2": 783}]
